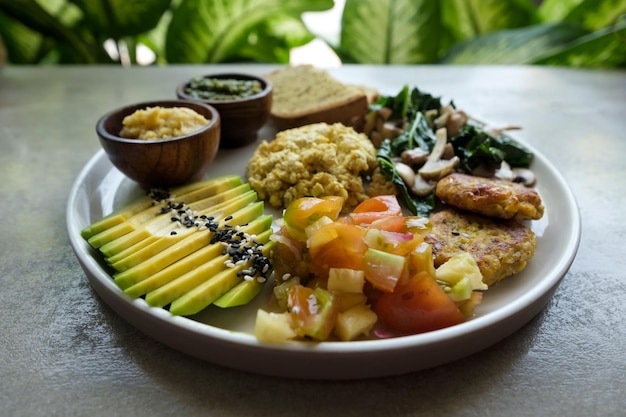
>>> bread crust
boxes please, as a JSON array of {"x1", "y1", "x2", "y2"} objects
[
  {"x1": 264, "y1": 65, "x2": 369, "y2": 130},
  {"x1": 436, "y1": 173, "x2": 544, "y2": 220}
]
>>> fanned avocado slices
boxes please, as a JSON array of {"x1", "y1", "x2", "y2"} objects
[
  {"x1": 81, "y1": 175, "x2": 276, "y2": 314},
  {"x1": 84, "y1": 175, "x2": 243, "y2": 248}
]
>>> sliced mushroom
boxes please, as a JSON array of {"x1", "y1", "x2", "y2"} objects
[
  {"x1": 425, "y1": 128, "x2": 448, "y2": 161},
  {"x1": 382, "y1": 121, "x2": 405, "y2": 140},
  {"x1": 494, "y1": 161, "x2": 514, "y2": 181},
  {"x1": 512, "y1": 168, "x2": 536, "y2": 187},
  {"x1": 441, "y1": 143, "x2": 455, "y2": 160},
  {"x1": 411, "y1": 174, "x2": 437, "y2": 197},
  {"x1": 424, "y1": 109, "x2": 438, "y2": 128},
  {"x1": 394, "y1": 162, "x2": 416, "y2": 187},
  {"x1": 394, "y1": 161, "x2": 438, "y2": 197},
  {"x1": 418, "y1": 157, "x2": 459, "y2": 181},
  {"x1": 362, "y1": 111, "x2": 378, "y2": 136},
  {"x1": 418, "y1": 128, "x2": 460, "y2": 181},
  {"x1": 445, "y1": 109, "x2": 468, "y2": 137},
  {"x1": 400, "y1": 147, "x2": 429, "y2": 165},
  {"x1": 433, "y1": 111, "x2": 450, "y2": 130},
  {"x1": 377, "y1": 106, "x2": 393, "y2": 121}
]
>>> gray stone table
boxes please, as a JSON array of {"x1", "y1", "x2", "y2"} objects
[{"x1": 1, "y1": 65, "x2": 624, "y2": 416}]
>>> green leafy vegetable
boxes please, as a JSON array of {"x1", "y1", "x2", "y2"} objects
[
  {"x1": 390, "y1": 112, "x2": 436, "y2": 156},
  {"x1": 373, "y1": 85, "x2": 534, "y2": 217},
  {"x1": 450, "y1": 124, "x2": 533, "y2": 173},
  {"x1": 376, "y1": 139, "x2": 435, "y2": 217}
]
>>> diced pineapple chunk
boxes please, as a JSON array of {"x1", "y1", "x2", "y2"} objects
[
  {"x1": 334, "y1": 304, "x2": 378, "y2": 341},
  {"x1": 327, "y1": 268, "x2": 365, "y2": 293},
  {"x1": 408, "y1": 241, "x2": 436, "y2": 278},
  {"x1": 254, "y1": 310, "x2": 297, "y2": 343},
  {"x1": 338, "y1": 292, "x2": 368, "y2": 312},
  {"x1": 436, "y1": 252, "x2": 487, "y2": 291}
]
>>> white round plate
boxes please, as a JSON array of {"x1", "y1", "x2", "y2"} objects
[{"x1": 67, "y1": 135, "x2": 580, "y2": 380}]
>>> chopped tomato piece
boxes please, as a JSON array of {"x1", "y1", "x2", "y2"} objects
[
  {"x1": 283, "y1": 196, "x2": 343, "y2": 242},
  {"x1": 364, "y1": 228, "x2": 423, "y2": 256},
  {"x1": 369, "y1": 215, "x2": 407, "y2": 233},
  {"x1": 308, "y1": 222, "x2": 367, "y2": 277},
  {"x1": 288, "y1": 284, "x2": 339, "y2": 340},
  {"x1": 374, "y1": 271, "x2": 466, "y2": 334},
  {"x1": 269, "y1": 235, "x2": 311, "y2": 284},
  {"x1": 362, "y1": 248, "x2": 406, "y2": 292},
  {"x1": 349, "y1": 195, "x2": 402, "y2": 225}
]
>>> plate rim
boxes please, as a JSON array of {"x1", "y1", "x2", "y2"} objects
[{"x1": 66, "y1": 138, "x2": 581, "y2": 379}]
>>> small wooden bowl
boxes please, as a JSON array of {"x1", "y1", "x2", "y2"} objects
[
  {"x1": 176, "y1": 73, "x2": 272, "y2": 148},
  {"x1": 96, "y1": 100, "x2": 221, "y2": 189}
]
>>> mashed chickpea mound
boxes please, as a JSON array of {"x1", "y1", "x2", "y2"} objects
[
  {"x1": 120, "y1": 106, "x2": 209, "y2": 140},
  {"x1": 247, "y1": 122, "x2": 394, "y2": 210}
]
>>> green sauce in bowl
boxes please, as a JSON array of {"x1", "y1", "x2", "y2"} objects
[{"x1": 184, "y1": 77, "x2": 263, "y2": 101}]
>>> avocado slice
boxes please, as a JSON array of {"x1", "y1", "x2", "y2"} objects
[
  {"x1": 100, "y1": 184, "x2": 253, "y2": 260},
  {"x1": 86, "y1": 175, "x2": 243, "y2": 248},
  {"x1": 113, "y1": 201, "x2": 266, "y2": 289},
  {"x1": 123, "y1": 215, "x2": 273, "y2": 298},
  {"x1": 109, "y1": 191, "x2": 259, "y2": 273},
  {"x1": 167, "y1": 231, "x2": 275, "y2": 315},
  {"x1": 212, "y1": 246, "x2": 275, "y2": 309},
  {"x1": 80, "y1": 175, "x2": 240, "y2": 240}
]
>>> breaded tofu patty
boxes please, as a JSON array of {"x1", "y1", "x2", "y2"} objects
[
  {"x1": 247, "y1": 122, "x2": 393, "y2": 211},
  {"x1": 424, "y1": 208, "x2": 537, "y2": 286},
  {"x1": 436, "y1": 173, "x2": 544, "y2": 220}
]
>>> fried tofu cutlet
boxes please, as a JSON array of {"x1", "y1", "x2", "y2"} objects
[
  {"x1": 436, "y1": 173, "x2": 544, "y2": 220},
  {"x1": 424, "y1": 208, "x2": 537, "y2": 286}
]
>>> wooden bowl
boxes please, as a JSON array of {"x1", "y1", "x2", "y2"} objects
[
  {"x1": 176, "y1": 73, "x2": 272, "y2": 148},
  {"x1": 96, "y1": 100, "x2": 221, "y2": 189}
]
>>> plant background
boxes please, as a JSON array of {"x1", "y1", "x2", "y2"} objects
[{"x1": 0, "y1": 0, "x2": 624, "y2": 68}]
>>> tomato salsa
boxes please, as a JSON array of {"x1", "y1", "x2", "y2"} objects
[{"x1": 254, "y1": 195, "x2": 486, "y2": 342}]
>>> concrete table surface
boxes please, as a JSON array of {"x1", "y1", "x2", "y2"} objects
[{"x1": 0, "y1": 65, "x2": 624, "y2": 417}]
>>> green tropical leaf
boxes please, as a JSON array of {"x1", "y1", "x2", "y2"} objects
[
  {"x1": 69, "y1": 0, "x2": 172, "y2": 38},
  {"x1": 540, "y1": 0, "x2": 626, "y2": 31},
  {"x1": 534, "y1": 17, "x2": 626, "y2": 67},
  {"x1": 165, "y1": 0, "x2": 333, "y2": 63},
  {"x1": 440, "y1": 22, "x2": 589, "y2": 64},
  {"x1": 441, "y1": 0, "x2": 539, "y2": 41},
  {"x1": 0, "y1": 0, "x2": 97, "y2": 62},
  {"x1": 236, "y1": 15, "x2": 315, "y2": 63},
  {"x1": 538, "y1": 0, "x2": 583, "y2": 22},
  {"x1": 338, "y1": 0, "x2": 443, "y2": 64},
  {"x1": 0, "y1": 11, "x2": 41, "y2": 63}
]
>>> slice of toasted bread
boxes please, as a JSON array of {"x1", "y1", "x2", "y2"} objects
[{"x1": 264, "y1": 65, "x2": 370, "y2": 131}]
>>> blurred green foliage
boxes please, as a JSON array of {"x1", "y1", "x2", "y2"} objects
[{"x1": 0, "y1": 0, "x2": 624, "y2": 67}]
